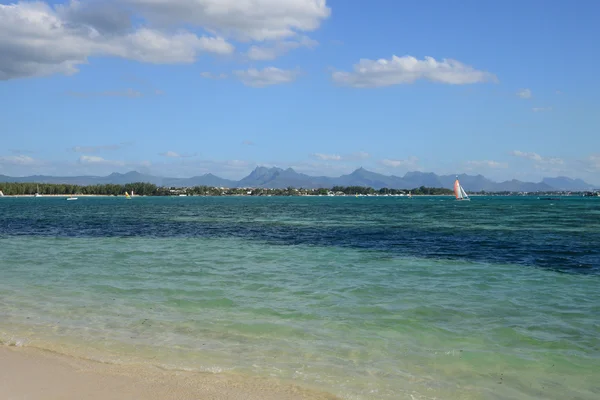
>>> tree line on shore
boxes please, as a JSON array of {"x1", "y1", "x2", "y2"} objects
[{"x1": 0, "y1": 182, "x2": 456, "y2": 196}]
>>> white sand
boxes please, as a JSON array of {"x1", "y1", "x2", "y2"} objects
[{"x1": 0, "y1": 347, "x2": 340, "y2": 400}]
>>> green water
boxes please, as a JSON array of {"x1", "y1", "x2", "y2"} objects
[{"x1": 0, "y1": 196, "x2": 599, "y2": 399}]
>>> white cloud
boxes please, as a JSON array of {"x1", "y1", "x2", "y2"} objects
[
  {"x1": 0, "y1": 1, "x2": 233, "y2": 80},
  {"x1": 332, "y1": 55, "x2": 497, "y2": 88},
  {"x1": 242, "y1": 140, "x2": 255, "y2": 146},
  {"x1": 517, "y1": 88, "x2": 532, "y2": 99},
  {"x1": 200, "y1": 72, "x2": 228, "y2": 79},
  {"x1": 234, "y1": 67, "x2": 300, "y2": 87},
  {"x1": 0, "y1": 155, "x2": 37, "y2": 165},
  {"x1": 78, "y1": 155, "x2": 125, "y2": 166},
  {"x1": 247, "y1": 36, "x2": 318, "y2": 60},
  {"x1": 532, "y1": 107, "x2": 552, "y2": 112},
  {"x1": 1, "y1": 1, "x2": 332, "y2": 81},
  {"x1": 466, "y1": 160, "x2": 508, "y2": 169},
  {"x1": 101, "y1": 28, "x2": 234, "y2": 63},
  {"x1": 511, "y1": 150, "x2": 542, "y2": 162},
  {"x1": 510, "y1": 150, "x2": 563, "y2": 165},
  {"x1": 312, "y1": 153, "x2": 342, "y2": 161},
  {"x1": 381, "y1": 157, "x2": 419, "y2": 168},
  {"x1": 127, "y1": 0, "x2": 331, "y2": 42},
  {"x1": 159, "y1": 151, "x2": 197, "y2": 158}
]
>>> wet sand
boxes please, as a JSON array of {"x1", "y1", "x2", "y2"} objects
[{"x1": 0, "y1": 347, "x2": 339, "y2": 400}]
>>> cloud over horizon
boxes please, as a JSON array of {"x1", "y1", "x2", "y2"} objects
[
  {"x1": 159, "y1": 151, "x2": 198, "y2": 158},
  {"x1": 380, "y1": 156, "x2": 419, "y2": 168},
  {"x1": 467, "y1": 160, "x2": 508, "y2": 169},
  {"x1": 312, "y1": 153, "x2": 342, "y2": 161},
  {"x1": 511, "y1": 150, "x2": 563, "y2": 165}
]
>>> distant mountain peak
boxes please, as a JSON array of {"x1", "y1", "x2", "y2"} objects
[{"x1": 1, "y1": 169, "x2": 595, "y2": 192}]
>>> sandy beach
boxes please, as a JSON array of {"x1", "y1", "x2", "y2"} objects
[{"x1": 0, "y1": 347, "x2": 339, "y2": 400}]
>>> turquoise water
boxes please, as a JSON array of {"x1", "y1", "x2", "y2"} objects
[{"x1": 0, "y1": 196, "x2": 599, "y2": 399}]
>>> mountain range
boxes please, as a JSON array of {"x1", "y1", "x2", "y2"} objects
[{"x1": 0, "y1": 167, "x2": 596, "y2": 192}]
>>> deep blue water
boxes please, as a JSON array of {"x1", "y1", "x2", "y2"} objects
[{"x1": 1, "y1": 196, "x2": 598, "y2": 273}]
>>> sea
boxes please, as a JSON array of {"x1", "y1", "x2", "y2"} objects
[{"x1": 0, "y1": 196, "x2": 598, "y2": 400}]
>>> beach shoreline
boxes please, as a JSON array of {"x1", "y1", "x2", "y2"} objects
[{"x1": 0, "y1": 346, "x2": 340, "y2": 400}]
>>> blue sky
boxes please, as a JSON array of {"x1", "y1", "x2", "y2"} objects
[{"x1": 1, "y1": 0, "x2": 599, "y2": 184}]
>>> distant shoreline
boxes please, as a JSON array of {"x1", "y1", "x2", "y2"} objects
[
  {"x1": 3, "y1": 194, "x2": 117, "y2": 198},
  {"x1": 2, "y1": 194, "x2": 453, "y2": 198}
]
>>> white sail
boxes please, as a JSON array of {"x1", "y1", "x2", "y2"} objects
[
  {"x1": 0, "y1": 190, "x2": 4, "y2": 197},
  {"x1": 460, "y1": 185, "x2": 469, "y2": 200}
]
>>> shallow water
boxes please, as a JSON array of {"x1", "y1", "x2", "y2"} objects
[{"x1": 1, "y1": 196, "x2": 599, "y2": 399}]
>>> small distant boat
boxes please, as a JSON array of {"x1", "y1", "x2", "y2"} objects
[
  {"x1": 0, "y1": 190, "x2": 4, "y2": 197},
  {"x1": 454, "y1": 177, "x2": 470, "y2": 201},
  {"x1": 125, "y1": 191, "x2": 131, "y2": 199},
  {"x1": 67, "y1": 196, "x2": 78, "y2": 201},
  {"x1": 34, "y1": 185, "x2": 42, "y2": 197}
]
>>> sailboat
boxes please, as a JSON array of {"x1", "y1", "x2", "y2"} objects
[
  {"x1": 0, "y1": 190, "x2": 4, "y2": 197},
  {"x1": 454, "y1": 177, "x2": 470, "y2": 201},
  {"x1": 34, "y1": 184, "x2": 42, "y2": 197},
  {"x1": 125, "y1": 191, "x2": 131, "y2": 199}
]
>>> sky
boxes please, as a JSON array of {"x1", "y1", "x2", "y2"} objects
[{"x1": 1, "y1": 0, "x2": 599, "y2": 184}]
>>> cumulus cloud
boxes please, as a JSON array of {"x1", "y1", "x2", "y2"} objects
[
  {"x1": 517, "y1": 88, "x2": 532, "y2": 99},
  {"x1": 466, "y1": 160, "x2": 508, "y2": 169},
  {"x1": 312, "y1": 153, "x2": 342, "y2": 161},
  {"x1": 78, "y1": 155, "x2": 125, "y2": 166},
  {"x1": 381, "y1": 157, "x2": 419, "y2": 168},
  {"x1": 0, "y1": 0, "x2": 332, "y2": 80},
  {"x1": 247, "y1": 36, "x2": 318, "y2": 60},
  {"x1": 159, "y1": 151, "x2": 197, "y2": 158},
  {"x1": 0, "y1": 1, "x2": 233, "y2": 80},
  {"x1": 127, "y1": 0, "x2": 331, "y2": 41},
  {"x1": 511, "y1": 150, "x2": 563, "y2": 165},
  {"x1": 234, "y1": 67, "x2": 300, "y2": 87},
  {"x1": 332, "y1": 55, "x2": 498, "y2": 88}
]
